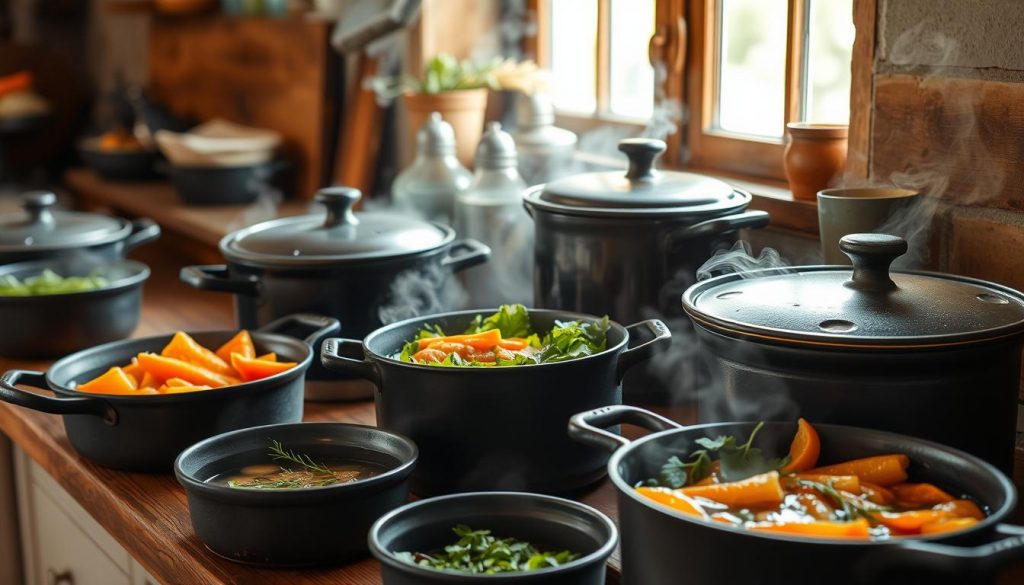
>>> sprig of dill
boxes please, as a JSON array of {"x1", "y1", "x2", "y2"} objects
[{"x1": 268, "y1": 439, "x2": 333, "y2": 474}]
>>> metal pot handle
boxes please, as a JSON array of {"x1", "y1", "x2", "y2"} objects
[
  {"x1": 0, "y1": 370, "x2": 117, "y2": 425},
  {"x1": 441, "y1": 239, "x2": 492, "y2": 273},
  {"x1": 180, "y1": 265, "x2": 261, "y2": 297},
  {"x1": 568, "y1": 404, "x2": 683, "y2": 453},
  {"x1": 256, "y1": 313, "x2": 341, "y2": 347},
  {"x1": 320, "y1": 338, "x2": 381, "y2": 387},
  {"x1": 857, "y1": 523, "x2": 1024, "y2": 583},
  {"x1": 616, "y1": 319, "x2": 671, "y2": 381},
  {"x1": 123, "y1": 218, "x2": 161, "y2": 252},
  {"x1": 669, "y1": 210, "x2": 770, "y2": 244}
]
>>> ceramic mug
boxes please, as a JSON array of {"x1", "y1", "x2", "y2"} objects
[{"x1": 817, "y1": 188, "x2": 920, "y2": 264}]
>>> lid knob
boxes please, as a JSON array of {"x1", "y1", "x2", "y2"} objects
[
  {"x1": 619, "y1": 138, "x2": 666, "y2": 183},
  {"x1": 841, "y1": 233, "x2": 908, "y2": 292},
  {"x1": 22, "y1": 191, "x2": 57, "y2": 228},
  {"x1": 316, "y1": 187, "x2": 361, "y2": 228}
]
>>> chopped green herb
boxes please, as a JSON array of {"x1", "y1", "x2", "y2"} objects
[{"x1": 395, "y1": 525, "x2": 579, "y2": 575}]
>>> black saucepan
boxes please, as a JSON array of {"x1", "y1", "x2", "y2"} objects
[
  {"x1": 369, "y1": 492, "x2": 618, "y2": 585},
  {"x1": 569, "y1": 405, "x2": 1024, "y2": 585},
  {"x1": 320, "y1": 308, "x2": 671, "y2": 496},
  {"x1": 175, "y1": 422, "x2": 417, "y2": 566},
  {"x1": 0, "y1": 314, "x2": 339, "y2": 472},
  {"x1": 78, "y1": 139, "x2": 161, "y2": 181}
]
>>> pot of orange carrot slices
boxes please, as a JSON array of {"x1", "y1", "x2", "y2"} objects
[
  {"x1": 569, "y1": 405, "x2": 1024, "y2": 585},
  {"x1": 0, "y1": 313, "x2": 338, "y2": 472}
]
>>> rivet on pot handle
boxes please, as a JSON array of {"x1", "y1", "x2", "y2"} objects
[
  {"x1": 0, "y1": 370, "x2": 117, "y2": 425},
  {"x1": 856, "y1": 523, "x2": 1024, "y2": 583},
  {"x1": 256, "y1": 313, "x2": 341, "y2": 347},
  {"x1": 123, "y1": 218, "x2": 161, "y2": 252},
  {"x1": 568, "y1": 404, "x2": 682, "y2": 453},
  {"x1": 616, "y1": 319, "x2": 672, "y2": 381},
  {"x1": 180, "y1": 265, "x2": 261, "y2": 297},
  {"x1": 320, "y1": 338, "x2": 382, "y2": 388},
  {"x1": 668, "y1": 209, "x2": 770, "y2": 244},
  {"x1": 441, "y1": 239, "x2": 492, "y2": 273}
]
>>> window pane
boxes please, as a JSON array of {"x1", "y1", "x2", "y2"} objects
[
  {"x1": 609, "y1": 0, "x2": 655, "y2": 118},
  {"x1": 716, "y1": 0, "x2": 788, "y2": 138},
  {"x1": 549, "y1": 0, "x2": 598, "y2": 113},
  {"x1": 803, "y1": 0, "x2": 854, "y2": 123}
]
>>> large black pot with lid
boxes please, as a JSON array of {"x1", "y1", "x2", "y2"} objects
[
  {"x1": 524, "y1": 138, "x2": 770, "y2": 402},
  {"x1": 181, "y1": 186, "x2": 491, "y2": 401},
  {"x1": 0, "y1": 191, "x2": 161, "y2": 264},
  {"x1": 683, "y1": 233, "x2": 1024, "y2": 471}
]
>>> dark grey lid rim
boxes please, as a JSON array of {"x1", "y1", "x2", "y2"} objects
[
  {"x1": 523, "y1": 185, "x2": 753, "y2": 219},
  {"x1": 0, "y1": 217, "x2": 132, "y2": 252},
  {"x1": 682, "y1": 265, "x2": 1024, "y2": 348}
]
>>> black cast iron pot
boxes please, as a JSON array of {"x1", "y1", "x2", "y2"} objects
[
  {"x1": 682, "y1": 234, "x2": 1024, "y2": 472},
  {"x1": 369, "y1": 492, "x2": 617, "y2": 585},
  {"x1": 175, "y1": 421, "x2": 417, "y2": 566},
  {"x1": 0, "y1": 313, "x2": 339, "y2": 472},
  {"x1": 171, "y1": 159, "x2": 289, "y2": 206},
  {"x1": 569, "y1": 405, "x2": 1024, "y2": 585},
  {"x1": 0, "y1": 191, "x2": 161, "y2": 265},
  {"x1": 181, "y1": 186, "x2": 490, "y2": 402},
  {"x1": 78, "y1": 139, "x2": 161, "y2": 181},
  {"x1": 320, "y1": 308, "x2": 671, "y2": 495}
]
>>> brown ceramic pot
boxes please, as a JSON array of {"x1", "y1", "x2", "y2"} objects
[
  {"x1": 404, "y1": 89, "x2": 489, "y2": 168},
  {"x1": 783, "y1": 123, "x2": 848, "y2": 202}
]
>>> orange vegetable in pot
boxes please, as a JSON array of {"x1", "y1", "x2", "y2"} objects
[
  {"x1": 412, "y1": 348, "x2": 449, "y2": 363},
  {"x1": 635, "y1": 487, "x2": 711, "y2": 519},
  {"x1": 123, "y1": 358, "x2": 145, "y2": 385},
  {"x1": 497, "y1": 338, "x2": 528, "y2": 351},
  {"x1": 860, "y1": 481, "x2": 895, "y2": 505},
  {"x1": 875, "y1": 510, "x2": 954, "y2": 534},
  {"x1": 680, "y1": 472, "x2": 785, "y2": 508},
  {"x1": 230, "y1": 353, "x2": 297, "y2": 382},
  {"x1": 890, "y1": 483, "x2": 955, "y2": 506},
  {"x1": 158, "y1": 383, "x2": 213, "y2": 394},
  {"x1": 136, "y1": 353, "x2": 237, "y2": 388},
  {"x1": 934, "y1": 499, "x2": 984, "y2": 520},
  {"x1": 139, "y1": 371, "x2": 161, "y2": 390},
  {"x1": 921, "y1": 517, "x2": 979, "y2": 535},
  {"x1": 215, "y1": 330, "x2": 256, "y2": 362},
  {"x1": 162, "y1": 331, "x2": 234, "y2": 377},
  {"x1": 76, "y1": 367, "x2": 137, "y2": 395},
  {"x1": 256, "y1": 352, "x2": 277, "y2": 362},
  {"x1": 780, "y1": 418, "x2": 820, "y2": 473},
  {"x1": 748, "y1": 518, "x2": 871, "y2": 539},
  {"x1": 808, "y1": 454, "x2": 909, "y2": 486},
  {"x1": 790, "y1": 474, "x2": 861, "y2": 493},
  {"x1": 418, "y1": 329, "x2": 502, "y2": 351}
]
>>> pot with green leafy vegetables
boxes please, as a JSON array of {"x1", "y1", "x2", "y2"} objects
[{"x1": 321, "y1": 305, "x2": 670, "y2": 495}]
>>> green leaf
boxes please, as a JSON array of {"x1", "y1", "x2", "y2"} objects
[
  {"x1": 397, "y1": 525, "x2": 578, "y2": 574},
  {"x1": 461, "y1": 304, "x2": 533, "y2": 338}
]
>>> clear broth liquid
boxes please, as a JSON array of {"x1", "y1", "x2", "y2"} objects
[{"x1": 209, "y1": 459, "x2": 388, "y2": 490}]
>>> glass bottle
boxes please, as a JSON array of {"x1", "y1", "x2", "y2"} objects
[
  {"x1": 392, "y1": 112, "x2": 472, "y2": 224},
  {"x1": 510, "y1": 92, "x2": 578, "y2": 186}
]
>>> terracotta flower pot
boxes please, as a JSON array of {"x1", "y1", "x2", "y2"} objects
[
  {"x1": 783, "y1": 123, "x2": 848, "y2": 202},
  {"x1": 404, "y1": 88, "x2": 489, "y2": 168}
]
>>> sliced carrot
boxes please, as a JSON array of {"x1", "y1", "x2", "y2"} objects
[
  {"x1": 136, "y1": 353, "x2": 237, "y2": 388},
  {"x1": 139, "y1": 371, "x2": 161, "y2": 390},
  {"x1": 781, "y1": 418, "x2": 820, "y2": 473},
  {"x1": 162, "y1": 331, "x2": 234, "y2": 377},
  {"x1": 158, "y1": 384, "x2": 213, "y2": 394},
  {"x1": 497, "y1": 338, "x2": 528, "y2": 351},
  {"x1": 164, "y1": 378, "x2": 193, "y2": 387},
  {"x1": 808, "y1": 455, "x2": 909, "y2": 486},
  {"x1": 215, "y1": 330, "x2": 256, "y2": 362},
  {"x1": 230, "y1": 353, "x2": 297, "y2": 382},
  {"x1": 635, "y1": 487, "x2": 711, "y2": 519},
  {"x1": 861, "y1": 481, "x2": 895, "y2": 505},
  {"x1": 890, "y1": 483, "x2": 955, "y2": 506},
  {"x1": 790, "y1": 473, "x2": 861, "y2": 493},
  {"x1": 920, "y1": 517, "x2": 979, "y2": 535},
  {"x1": 256, "y1": 352, "x2": 277, "y2": 362},
  {"x1": 794, "y1": 492, "x2": 836, "y2": 520},
  {"x1": 680, "y1": 471, "x2": 785, "y2": 508},
  {"x1": 418, "y1": 329, "x2": 502, "y2": 350},
  {"x1": 749, "y1": 518, "x2": 871, "y2": 539},
  {"x1": 77, "y1": 367, "x2": 138, "y2": 395},
  {"x1": 136, "y1": 387, "x2": 161, "y2": 395},
  {"x1": 876, "y1": 510, "x2": 952, "y2": 534},
  {"x1": 412, "y1": 348, "x2": 448, "y2": 363},
  {"x1": 123, "y1": 358, "x2": 144, "y2": 385},
  {"x1": 933, "y1": 499, "x2": 985, "y2": 520},
  {"x1": 693, "y1": 461, "x2": 722, "y2": 486}
]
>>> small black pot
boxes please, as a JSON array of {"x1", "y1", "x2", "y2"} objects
[
  {"x1": 79, "y1": 142, "x2": 160, "y2": 181},
  {"x1": 170, "y1": 160, "x2": 288, "y2": 206},
  {"x1": 0, "y1": 314, "x2": 339, "y2": 472},
  {"x1": 569, "y1": 405, "x2": 1024, "y2": 585},
  {"x1": 175, "y1": 422, "x2": 417, "y2": 566},
  {"x1": 0, "y1": 258, "x2": 149, "y2": 358},
  {"x1": 369, "y1": 492, "x2": 617, "y2": 585},
  {"x1": 320, "y1": 309, "x2": 671, "y2": 495}
]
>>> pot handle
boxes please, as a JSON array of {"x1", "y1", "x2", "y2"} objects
[
  {"x1": 123, "y1": 218, "x2": 161, "y2": 252},
  {"x1": 616, "y1": 319, "x2": 672, "y2": 381},
  {"x1": 441, "y1": 239, "x2": 492, "y2": 273},
  {"x1": 180, "y1": 265, "x2": 261, "y2": 297},
  {"x1": 320, "y1": 338, "x2": 381, "y2": 387},
  {"x1": 857, "y1": 524, "x2": 1024, "y2": 583},
  {"x1": 568, "y1": 404, "x2": 683, "y2": 453},
  {"x1": 0, "y1": 370, "x2": 117, "y2": 425},
  {"x1": 669, "y1": 210, "x2": 770, "y2": 244},
  {"x1": 256, "y1": 313, "x2": 341, "y2": 347}
]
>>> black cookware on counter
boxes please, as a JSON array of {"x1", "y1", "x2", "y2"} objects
[
  {"x1": 181, "y1": 186, "x2": 491, "y2": 402},
  {"x1": 320, "y1": 308, "x2": 670, "y2": 495},
  {"x1": 0, "y1": 191, "x2": 161, "y2": 264},
  {"x1": 171, "y1": 159, "x2": 289, "y2": 206},
  {"x1": 369, "y1": 492, "x2": 617, "y2": 585},
  {"x1": 0, "y1": 258, "x2": 149, "y2": 358},
  {"x1": 524, "y1": 138, "x2": 769, "y2": 402},
  {"x1": 569, "y1": 405, "x2": 1024, "y2": 585},
  {"x1": 78, "y1": 139, "x2": 160, "y2": 181},
  {"x1": 682, "y1": 233, "x2": 1024, "y2": 472},
  {"x1": 175, "y1": 422, "x2": 417, "y2": 566},
  {"x1": 0, "y1": 314, "x2": 339, "y2": 472}
]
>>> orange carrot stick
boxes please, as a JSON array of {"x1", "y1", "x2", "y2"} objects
[
  {"x1": 635, "y1": 487, "x2": 711, "y2": 519},
  {"x1": 933, "y1": 499, "x2": 985, "y2": 520},
  {"x1": 679, "y1": 471, "x2": 785, "y2": 508},
  {"x1": 76, "y1": 367, "x2": 138, "y2": 395},
  {"x1": 748, "y1": 518, "x2": 871, "y2": 539},
  {"x1": 136, "y1": 353, "x2": 237, "y2": 387},
  {"x1": 215, "y1": 330, "x2": 256, "y2": 362},
  {"x1": 808, "y1": 455, "x2": 909, "y2": 486},
  {"x1": 920, "y1": 517, "x2": 979, "y2": 535},
  {"x1": 418, "y1": 329, "x2": 502, "y2": 350},
  {"x1": 781, "y1": 418, "x2": 820, "y2": 473},
  {"x1": 890, "y1": 483, "x2": 955, "y2": 506},
  {"x1": 230, "y1": 353, "x2": 297, "y2": 382},
  {"x1": 162, "y1": 331, "x2": 234, "y2": 377},
  {"x1": 876, "y1": 510, "x2": 953, "y2": 534},
  {"x1": 861, "y1": 481, "x2": 895, "y2": 505},
  {"x1": 790, "y1": 474, "x2": 861, "y2": 493}
]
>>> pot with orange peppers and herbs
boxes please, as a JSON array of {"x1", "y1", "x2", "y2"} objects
[{"x1": 0, "y1": 314, "x2": 338, "y2": 472}]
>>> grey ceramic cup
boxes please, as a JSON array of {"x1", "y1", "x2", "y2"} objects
[{"x1": 817, "y1": 188, "x2": 920, "y2": 264}]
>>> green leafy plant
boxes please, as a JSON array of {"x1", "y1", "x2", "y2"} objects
[
  {"x1": 644, "y1": 423, "x2": 789, "y2": 488},
  {"x1": 395, "y1": 525, "x2": 578, "y2": 575},
  {"x1": 372, "y1": 54, "x2": 548, "y2": 99}
]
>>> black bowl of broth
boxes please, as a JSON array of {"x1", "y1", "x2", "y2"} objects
[{"x1": 175, "y1": 422, "x2": 417, "y2": 567}]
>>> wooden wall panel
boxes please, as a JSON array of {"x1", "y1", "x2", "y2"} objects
[{"x1": 846, "y1": 0, "x2": 876, "y2": 181}]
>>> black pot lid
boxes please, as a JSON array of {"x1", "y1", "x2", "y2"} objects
[
  {"x1": 683, "y1": 234, "x2": 1024, "y2": 348},
  {"x1": 0, "y1": 191, "x2": 130, "y2": 251},
  {"x1": 524, "y1": 139, "x2": 749, "y2": 218},
  {"x1": 220, "y1": 187, "x2": 453, "y2": 267}
]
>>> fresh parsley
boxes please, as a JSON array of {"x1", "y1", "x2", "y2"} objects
[{"x1": 395, "y1": 525, "x2": 579, "y2": 575}]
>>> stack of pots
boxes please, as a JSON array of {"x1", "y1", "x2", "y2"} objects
[{"x1": 524, "y1": 138, "x2": 770, "y2": 402}]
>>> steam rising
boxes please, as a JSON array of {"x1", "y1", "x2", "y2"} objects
[
  {"x1": 378, "y1": 264, "x2": 468, "y2": 325},
  {"x1": 696, "y1": 241, "x2": 793, "y2": 281}
]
